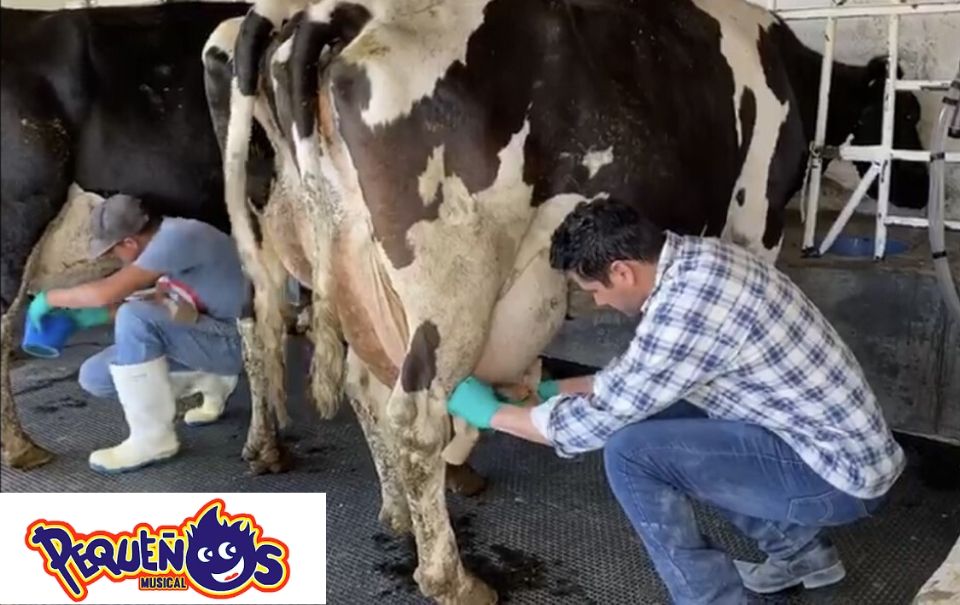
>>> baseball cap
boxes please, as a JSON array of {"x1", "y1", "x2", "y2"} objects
[{"x1": 88, "y1": 194, "x2": 151, "y2": 259}]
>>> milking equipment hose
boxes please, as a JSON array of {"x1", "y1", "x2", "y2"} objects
[{"x1": 928, "y1": 61, "x2": 960, "y2": 324}]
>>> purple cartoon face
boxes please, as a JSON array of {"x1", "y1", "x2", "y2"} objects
[{"x1": 185, "y1": 507, "x2": 258, "y2": 592}]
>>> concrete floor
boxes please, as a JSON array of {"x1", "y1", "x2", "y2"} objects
[{"x1": 2, "y1": 329, "x2": 959, "y2": 604}]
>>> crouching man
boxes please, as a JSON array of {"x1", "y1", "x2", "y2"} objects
[
  {"x1": 27, "y1": 194, "x2": 248, "y2": 474},
  {"x1": 448, "y1": 199, "x2": 905, "y2": 604}
]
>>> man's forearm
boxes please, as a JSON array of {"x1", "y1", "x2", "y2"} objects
[
  {"x1": 485, "y1": 375, "x2": 594, "y2": 446},
  {"x1": 44, "y1": 264, "x2": 161, "y2": 311},
  {"x1": 46, "y1": 283, "x2": 110, "y2": 309},
  {"x1": 490, "y1": 405, "x2": 550, "y2": 445}
]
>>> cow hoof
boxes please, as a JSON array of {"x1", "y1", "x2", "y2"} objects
[
  {"x1": 242, "y1": 441, "x2": 290, "y2": 475},
  {"x1": 435, "y1": 572, "x2": 497, "y2": 605},
  {"x1": 3, "y1": 441, "x2": 55, "y2": 470},
  {"x1": 378, "y1": 504, "x2": 412, "y2": 536},
  {"x1": 446, "y1": 463, "x2": 487, "y2": 497}
]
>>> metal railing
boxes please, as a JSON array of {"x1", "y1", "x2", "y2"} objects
[{"x1": 767, "y1": 0, "x2": 960, "y2": 259}]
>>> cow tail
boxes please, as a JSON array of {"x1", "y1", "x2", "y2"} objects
[
  {"x1": 225, "y1": 6, "x2": 290, "y2": 426},
  {"x1": 290, "y1": 16, "x2": 332, "y2": 184},
  {"x1": 224, "y1": 82, "x2": 257, "y2": 273},
  {"x1": 224, "y1": 6, "x2": 276, "y2": 256}
]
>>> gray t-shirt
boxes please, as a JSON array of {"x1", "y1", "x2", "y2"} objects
[{"x1": 135, "y1": 218, "x2": 248, "y2": 321}]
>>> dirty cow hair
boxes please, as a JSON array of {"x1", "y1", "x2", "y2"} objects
[{"x1": 549, "y1": 198, "x2": 666, "y2": 286}]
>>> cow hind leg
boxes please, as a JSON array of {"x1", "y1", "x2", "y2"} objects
[
  {"x1": 0, "y1": 245, "x2": 55, "y2": 469},
  {"x1": 385, "y1": 321, "x2": 497, "y2": 604},
  {"x1": 1, "y1": 311, "x2": 53, "y2": 470},
  {"x1": 389, "y1": 385, "x2": 495, "y2": 605},
  {"x1": 238, "y1": 236, "x2": 291, "y2": 474},
  {"x1": 344, "y1": 348, "x2": 411, "y2": 535},
  {"x1": 238, "y1": 314, "x2": 289, "y2": 474}
]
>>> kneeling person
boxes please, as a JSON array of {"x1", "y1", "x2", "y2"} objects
[
  {"x1": 448, "y1": 199, "x2": 905, "y2": 604},
  {"x1": 27, "y1": 194, "x2": 248, "y2": 474}
]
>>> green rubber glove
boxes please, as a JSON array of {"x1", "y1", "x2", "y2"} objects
[
  {"x1": 537, "y1": 379, "x2": 561, "y2": 401},
  {"x1": 66, "y1": 307, "x2": 112, "y2": 329},
  {"x1": 26, "y1": 292, "x2": 53, "y2": 329},
  {"x1": 447, "y1": 376, "x2": 503, "y2": 429}
]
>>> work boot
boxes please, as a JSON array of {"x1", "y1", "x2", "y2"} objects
[
  {"x1": 169, "y1": 371, "x2": 238, "y2": 426},
  {"x1": 89, "y1": 357, "x2": 179, "y2": 474},
  {"x1": 733, "y1": 538, "x2": 846, "y2": 594}
]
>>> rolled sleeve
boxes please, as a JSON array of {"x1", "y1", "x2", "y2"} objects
[{"x1": 529, "y1": 399, "x2": 557, "y2": 441}]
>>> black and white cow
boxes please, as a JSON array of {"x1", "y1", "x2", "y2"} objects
[
  {"x1": 771, "y1": 24, "x2": 929, "y2": 211},
  {"x1": 205, "y1": 0, "x2": 929, "y2": 602},
  {"x1": 0, "y1": 3, "x2": 275, "y2": 469}
]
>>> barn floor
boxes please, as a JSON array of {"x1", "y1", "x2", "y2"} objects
[{"x1": 2, "y1": 328, "x2": 959, "y2": 604}]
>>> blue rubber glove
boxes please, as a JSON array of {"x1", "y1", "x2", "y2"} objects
[
  {"x1": 537, "y1": 379, "x2": 561, "y2": 401},
  {"x1": 66, "y1": 307, "x2": 112, "y2": 329},
  {"x1": 447, "y1": 377, "x2": 503, "y2": 429},
  {"x1": 26, "y1": 292, "x2": 53, "y2": 329}
]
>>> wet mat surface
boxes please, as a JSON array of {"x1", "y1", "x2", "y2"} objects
[{"x1": 3, "y1": 330, "x2": 959, "y2": 604}]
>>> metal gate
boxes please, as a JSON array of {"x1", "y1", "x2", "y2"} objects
[{"x1": 765, "y1": 0, "x2": 960, "y2": 257}]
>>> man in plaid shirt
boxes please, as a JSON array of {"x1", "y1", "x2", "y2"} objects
[{"x1": 448, "y1": 198, "x2": 905, "y2": 605}]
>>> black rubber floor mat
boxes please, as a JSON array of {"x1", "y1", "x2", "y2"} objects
[{"x1": 3, "y1": 331, "x2": 958, "y2": 604}]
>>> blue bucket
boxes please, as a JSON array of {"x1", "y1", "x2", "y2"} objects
[
  {"x1": 826, "y1": 235, "x2": 909, "y2": 258},
  {"x1": 21, "y1": 312, "x2": 77, "y2": 359}
]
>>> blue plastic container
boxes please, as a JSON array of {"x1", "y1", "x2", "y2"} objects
[
  {"x1": 21, "y1": 312, "x2": 77, "y2": 359},
  {"x1": 827, "y1": 235, "x2": 909, "y2": 258}
]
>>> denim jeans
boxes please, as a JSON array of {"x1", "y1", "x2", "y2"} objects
[
  {"x1": 603, "y1": 402, "x2": 883, "y2": 605},
  {"x1": 78, "y1": 300, "x2": 243, "y2": 399}
]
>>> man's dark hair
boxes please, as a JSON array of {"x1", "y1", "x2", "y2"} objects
[
  {"x1": 140, "y1": 212, "x2": 163, "y2": 235},
  {"x1": 549, "y1": 198, "x2": 666, "y2": 285}
]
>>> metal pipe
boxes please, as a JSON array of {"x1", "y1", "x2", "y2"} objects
[
  {"x1": 928, "y1": 69, "x2": 960, "y2": 324},
  {"x1": 874, "y1": 15, "x2": 899, "y2": 260},
  {"x1": 777, "y1": 2, "x2": 960, "y2": 20},
  {"x1": 837, "y1": 146, "x2": 960, "y2": 163},
  {"x1": 885, "y1": 216, "x2": 960, "y2": 231},
  {"x1": 896, "y1": 80, "x2": 953, "y2": 92},
  {"x1": 818, "y1": 162, "x2": 882, "y2": 257},
  {"x1": 802, "y1": 16, "x2": 837, "y2": 254}
]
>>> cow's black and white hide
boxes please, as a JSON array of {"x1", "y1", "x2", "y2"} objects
[
  {"x1": 210, "y1": 0, "x2": 931, "y2": 603},
  {"x1": 205, "y1": 0, "x2": 822, "y2": 603}
]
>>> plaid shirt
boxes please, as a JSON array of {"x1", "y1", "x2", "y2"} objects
[{"x1": 531, "y1": 232, "x2": 904, "y2": 499}]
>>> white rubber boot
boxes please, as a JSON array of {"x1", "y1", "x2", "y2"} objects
[
  {"x1": 170, "y1": 371, "x2": 239, "y2": 426},
  {"x1": 89, "y1": 357, "x2": 179, "y2": 474}
]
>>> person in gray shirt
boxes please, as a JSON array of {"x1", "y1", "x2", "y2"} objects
[{"x1": 27, "y1": 193, "x2": 249, "y2": 474}]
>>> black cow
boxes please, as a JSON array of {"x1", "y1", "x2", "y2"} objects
[
  {"x1": 772, "y1": 24, "x2": 929, "y2": 210},
  {"x1": 0, "y1": 2, "x2": 276, "y2": 314}
]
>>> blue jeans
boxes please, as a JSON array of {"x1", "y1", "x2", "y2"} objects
[
  {"x1": 78, "y1": 300, "x2": 243, "y2": 399},
  {"x1": 603, "y1": 402, "x2": 883, "y2": 605}
]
